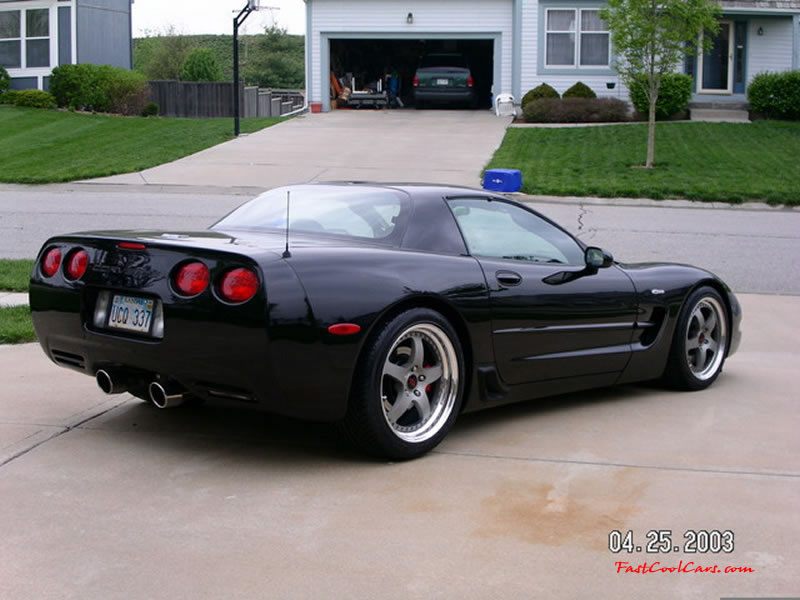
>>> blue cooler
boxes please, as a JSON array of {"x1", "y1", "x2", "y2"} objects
[{"x1": 482, "y1": 168, "x2": 522, "y2": 193}]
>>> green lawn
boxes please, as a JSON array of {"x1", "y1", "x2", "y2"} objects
[
  {"x1": 0, "y1": 107, "x2": 284, "y2": 183},
  {"x1": 0, "y1": 306, "x2": 35, "y2": 344},
  {"x1": 0, "y1": 259, "x2": 34, "y2": 291},
  {"x1": 487, "y1": 121, "x2": 800, "y2": 205}
]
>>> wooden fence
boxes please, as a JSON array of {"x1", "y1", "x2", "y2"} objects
[{"x1": 148, "y1": 81, "x2": 305, "y2": 118}]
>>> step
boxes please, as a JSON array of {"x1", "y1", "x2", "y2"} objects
[{"x1": 689, "y1": 108, "x2": 750, "y2": 122}]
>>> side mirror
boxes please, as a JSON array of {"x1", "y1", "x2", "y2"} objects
[{"x1": 585, "y1": 246, "x2": 614, "y2": 269}]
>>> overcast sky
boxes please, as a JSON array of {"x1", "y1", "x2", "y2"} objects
[{"x1": 132, "y1": 0, "x2": 306, "y2": 37}]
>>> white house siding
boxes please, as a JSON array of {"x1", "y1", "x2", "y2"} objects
[
  {"x1": 746, "y1": 17, "x2": 794, "y2": 82},
  {"x1": 518, "y1": 0, "x2": 628, "y2": 101},
  {"x1": 309, "y1": 0, "x2": 513, "y2": 106}
]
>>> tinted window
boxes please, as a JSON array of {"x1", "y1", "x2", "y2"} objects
[
  {"x1": 419, "y1": 54, "x2": 468, "y2": 69},
  {"x1": 213, "y1": 185, "x2": 409, "y2": 243},
  {"x1": 448, "y1": 197, "x2": 584, "y2": 265}
]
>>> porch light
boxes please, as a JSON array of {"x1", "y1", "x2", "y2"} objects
[
  {"x1": 757, "y1": 26, "x2": 764, "y2": 36},
  {"x1": 407, "y1": 12, "x2": 414, "y2": 24}
]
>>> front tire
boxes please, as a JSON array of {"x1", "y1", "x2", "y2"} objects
[
  {"x1": 663, "y1": 286, "x2": 729, "y2": 390},
  {"x1": 342, "y1": 308, "x2": 464, "y2": 460}
]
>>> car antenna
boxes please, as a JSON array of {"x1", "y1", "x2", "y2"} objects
[{"x1": 282, "y1": 190, "x2": 291, "y2": 258}]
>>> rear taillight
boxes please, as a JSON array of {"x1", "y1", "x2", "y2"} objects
[
  {"x1": 41, "y1": 248, "x2": 62, "y2": 277},
  {"x1": 173, "y1": 261, "x2": 210, "y2": 297},
  {"x1": 413, "y1": 75, "x2": 419, "y2": 87},
  {"x1": 218, "y1": 268, "x2": 259, "y2": 304},
  {"x1": 65, "y1": 249, "x2": 89, "y2": 280},
  {"x1": 467, "y1": 75, "x2": 474, "y2": 87}
]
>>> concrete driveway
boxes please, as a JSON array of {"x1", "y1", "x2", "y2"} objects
[
  {"x1": 1, "y1": 293, "x2": 798, "y2": 599},
  {"x1": 92, "y1": 110, "x2": 512, "y2": 188}
]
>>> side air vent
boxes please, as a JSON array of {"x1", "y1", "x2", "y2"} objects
[
  {"x1": 51, "y1": 349, "x2": 86, "y2": 370},
  {"x1": 638, "y1": 307, "x2": 667, "y2": 347}
]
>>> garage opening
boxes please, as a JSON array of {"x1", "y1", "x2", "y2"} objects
[{"x1": 329, "y1": 38, "x2": 494, "y2": 109}]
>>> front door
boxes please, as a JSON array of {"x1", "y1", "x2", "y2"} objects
[{"x1": 698, "y1": 21, "x2": 734, "y2": 94}]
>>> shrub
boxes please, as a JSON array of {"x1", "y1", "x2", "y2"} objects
[
  {"x1": 521, "y1": 83, "x2": 560, "y2": 107},
  {"x1": 13, "y1": 89, "x2": 57, "y2": 109},
  {"x1": 0, "y1": 66, "x2": 9, "y2": 92},
  {"x1": 107, "y1": 69, "x2": 150, "y2": 115},
  {"x1": 180, "y1": 47, "x2": 222, "y2": 82},
  {"x1": 747, "y1": 71, "x2": 800, "y2": 120},
  {"x1": 141, "y1": 102, "x2": 159, "y2": 117},
  {"x1": 50, "y1": 64, "x2": 113, "y2": 111},
  {"x1": 0, "y1": 90, "x2": 19, "y2": 105},
  {"x1": 563, "y1": 81, "x2": 597, "y2": 99},
  {"x1": 629, "y1": 73, "x2": 693, "y2": 119},
  {"x1": 50, "y1": 63, "x2": 151, "y2": 114},
  {"x1": 523, "y1": 97, "x2": 630, "y2": 123}
]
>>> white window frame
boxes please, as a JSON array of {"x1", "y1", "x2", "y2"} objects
[
  {"x1": 0, "y1": 3, "x2": 55, "y2": 72},
  {"x1": 544, "y1": 7, "x2": 610, "y2": 69}
]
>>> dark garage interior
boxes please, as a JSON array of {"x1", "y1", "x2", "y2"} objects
[{"x1": 329, "y1": 38, "x2": 494, "y2": 109}]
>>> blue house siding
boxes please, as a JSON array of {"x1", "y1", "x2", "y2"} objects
[
  {"x1": 58, "y1": 5, "x2": 71, "y2": 65},
  {"x1": 76, "y1": 0, "x2": 132, "y2": 68},
  {"x1": 1, "y1": 0, "x2": 132, "y2": 90}
]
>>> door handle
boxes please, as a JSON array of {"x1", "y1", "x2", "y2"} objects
[{"x1": 496, "y1": 270, "x2": 522, "y2": 286}]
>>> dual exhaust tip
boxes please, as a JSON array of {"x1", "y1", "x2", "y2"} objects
[{"x1": 95, "y1": 369, "x2": 186, "y2": 409}]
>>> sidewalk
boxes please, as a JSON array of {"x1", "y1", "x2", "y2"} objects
[{"x1": 0, "y1": 292, "x2": 28, "y2": 307}]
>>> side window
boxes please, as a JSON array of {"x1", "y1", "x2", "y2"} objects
[{"x1": 448, "y1": 197, "x2": 584, "y2": 265}]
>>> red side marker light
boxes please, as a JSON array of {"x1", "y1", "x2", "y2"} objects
[
  {"x1": 174, "y1": 261, "x2": 210, "y2": 296},
  {"x1": 219, "y1": 268, "x2": 259, "y2": 303},
  {"x1": 118, "y1": 242, "x2": 147, "y2": 250},
  {"x1": 328, "y1": 323, "x2": 361, "y2": 336},
  {"x1": 41, "y1": 248, "x2": 62, "y2": 277},
  {"x1": 65, "y1": 249, "x2": 89, "y2": 280}
]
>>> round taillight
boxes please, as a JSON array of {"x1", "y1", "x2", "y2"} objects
[
  {"x1": 65, "y1": 249, "x2": 89, "y2": 280},
  {"x1": 174, "y1": 262, "x2": 210, "y2": 297},
  {"x1": 219, "y1": 268, "x2": 259, "y2": 304},
  {"x1": 41, "y1": 248, "x2": 62, "y2": 277}
]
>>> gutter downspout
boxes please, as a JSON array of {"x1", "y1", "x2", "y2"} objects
[{"x1": 512, "y1": 0, "x2": 522, "y2": 102}]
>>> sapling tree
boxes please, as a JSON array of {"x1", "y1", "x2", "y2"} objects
[{"x1": 600, "y1": 0, "x2": 721, "y2": 167}]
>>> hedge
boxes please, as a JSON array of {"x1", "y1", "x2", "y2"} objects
[
  {"x1": 521, "y1": 83, "x2": 560, "y2": 107},
  {"x1": 523, "y1": 97, "x2": 629, "y2": 123},
  {"x1": 747, "y1": 71, "x2": 800, "y2": 120},
  {"x1": 629, "y1": 73, "x2": 693, "y2": 120},
  {"x1": 49, "y1": 63, "x2": 150, "y2": 115},
  {"x1": 0, "y1": 66, "x2": 9, "y2": 92}
]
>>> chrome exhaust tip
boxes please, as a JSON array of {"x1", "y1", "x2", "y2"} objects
[
  {"x1": 148, "y1": 381, "x2": 186, "y2": 409},
  {"x1": 96, "y1": 369, "x2": 130, "y2": 395}
]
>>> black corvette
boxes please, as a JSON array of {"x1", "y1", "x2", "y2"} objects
[{"x1": 30, "y1": 183, "x2": 741, "y2": 459}]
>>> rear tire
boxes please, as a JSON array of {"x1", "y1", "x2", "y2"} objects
[
  {"x1": 663, "y1": 286, "x2": 729, "y2": 390},
  {"x1": 342, "y1": 308, "x2": 464, "y2": 460}
]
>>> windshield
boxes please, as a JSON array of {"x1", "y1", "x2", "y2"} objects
[{"x1": 212, "y1": 185, "x2": 410, "y2": 244}]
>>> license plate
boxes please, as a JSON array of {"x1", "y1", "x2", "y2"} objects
[
  {"x1": 436, "y1": 78, "x2": 449, "y2": 86},
  {"x1": 107, "y1": 294, "x2": 154, "y2": 334}
]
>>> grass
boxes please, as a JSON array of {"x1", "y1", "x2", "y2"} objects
[
  {"x1": 0, "y1": 107, "x2": 284, "y2": 183},
  {"x1": 487, "y1": 120, "x2": 800, "y2": 205},
  {"x1": 0, "y1": 259, "x2": 34, "y2": 291},
  {"x1": 0, "y1": 306, "x2": 35, "y2": 344}
]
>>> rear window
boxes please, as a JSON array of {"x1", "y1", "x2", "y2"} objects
[
  {"x1": 212, "y1": 185, "x2": 410, "y2": 243},
  {"x1": 419, "y1": 54, "x2": 468, "y2": 69}
]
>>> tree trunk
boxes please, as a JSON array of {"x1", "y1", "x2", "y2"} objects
[{"x1": 646, "y1": 94, "x2": 656, "y2": 168}]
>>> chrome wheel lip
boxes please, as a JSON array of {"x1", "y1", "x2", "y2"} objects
[
  {"x1": 685, "y1": 296, "x2": 728, "y2": 381},
  {"x1": 380, "y1": 323, "x2": 459, "y2": 444}
]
